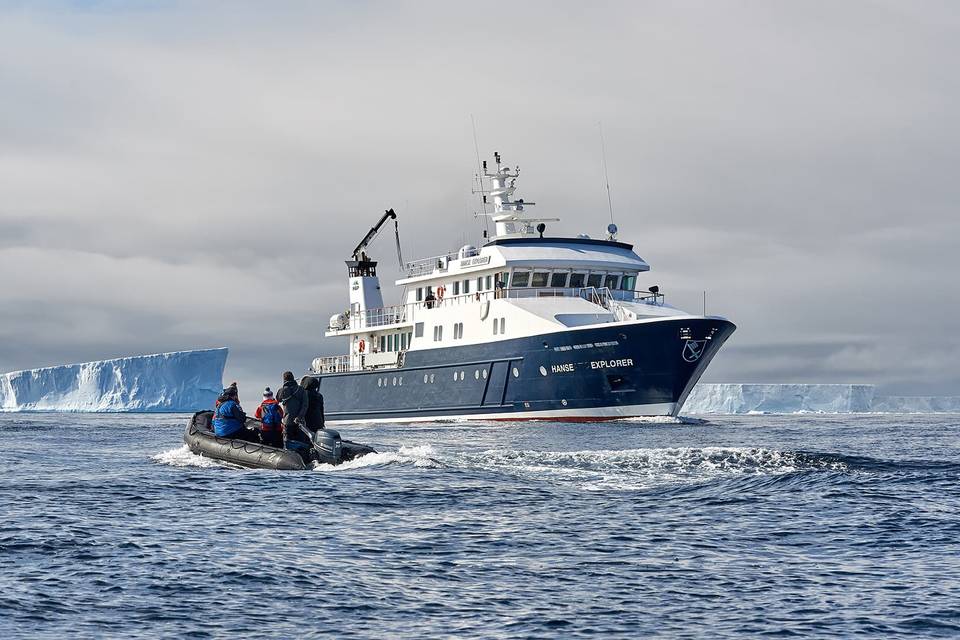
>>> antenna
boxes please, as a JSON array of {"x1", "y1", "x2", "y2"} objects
[
  {"x1": 599, "y1": 121, "x2": 615, "y2": 226},
  {"x1": 470, "y1": 115, "x2": 491, "y2": 238}
]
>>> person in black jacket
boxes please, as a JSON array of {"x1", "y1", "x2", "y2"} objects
[
  {"x1": 275, "y1": 371, "x2": 309, "y2": 452},
  {"x1": 300, "y1": 376, "x2": 325, "y2": 431}
]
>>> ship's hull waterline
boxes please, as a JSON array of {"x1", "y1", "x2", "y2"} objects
[{"x1": 315, "y1": 317, "x2": 735, "y2": 423}]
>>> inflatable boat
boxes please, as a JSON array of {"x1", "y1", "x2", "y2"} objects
[{"x1": 184, "y1": 410, "x2": 376, "y2": 470}]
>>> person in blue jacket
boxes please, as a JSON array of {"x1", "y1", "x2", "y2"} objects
[{"x1": 212, "y1": 387, "x2": 259, "y2": 442}]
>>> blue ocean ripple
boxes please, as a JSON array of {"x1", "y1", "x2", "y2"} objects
[{"x1": 0, "y1": 413, "x2": 959, "y2": 638}]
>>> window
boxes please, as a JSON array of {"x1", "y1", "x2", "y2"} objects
[
  {"x1": 415, "y1": 322, "x2": 424, "y2": 338},
  {"x1": 511, "y1": 271, "x2": 530, "y2": 287},
  {"x1": 454, "y1": 322, "x2": 464, "y2": 339},
  {"x1": 463, "y1": 279, "x2": 470, "y2": 294},
  {"x1": 387, "y1": 334, "x2": 393, "y2": 352},
  {"x1": 416, "y1": 287, "x2": 423, "y2": 302},
  {"x1": 587, "y1": 273, "x2": 603, "y2": 288},
  {"x1": 621, "y1": 275, "x2": 636, "y2": 291},
  {"x1": 379, "y1": 335, "x2": 386, "y2": 352},
  {"x1": 493, "y1": 319, "x2": 499, "y2": 335},
  {"x1": 499, "y1": 318, "x2": 505, "y2": 334},
  {"x1": 550, "y1": 272, "x2": 568, "y2": 288},
  {"x1": 605, "y1": 274, "x2": 621, "y2": 289},
  {"x1": 531, "y1": 272, "x2": 549, "y2": 287},
  {"x1": 569, "y1": 273, "x2": 586, "y2": 288},
  {"x1": 485, "y1": 275, "x2": 493, "y2": 289},
  {"x1": 453, "y1": 281, "x2": 460, "y2": 295},
  {"x1": 400, "y1": 333, "x2": 408, "y2": 350},
  {"x1": 477, "y1": 276, "x2": 484, "y2": 291}
]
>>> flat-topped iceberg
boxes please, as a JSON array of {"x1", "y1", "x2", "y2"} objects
[
  {"x1": 0, "y1": 349, "x2": 227, "y2": 412},
  {"x1": 682, "y1": 383, "x2": 876, "y2": 414},
  {"x1": 683, "y1": 384, "x2": 960, "y2": 414}
]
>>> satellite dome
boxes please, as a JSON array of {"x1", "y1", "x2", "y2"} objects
[{"x1": 458, "y1": 245, "x2": 478, "y2": 258}]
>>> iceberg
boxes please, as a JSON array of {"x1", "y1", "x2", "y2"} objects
[
  {"x1": 0, "y1": 348, "x2": 227, "y2": 412},
  {"x1": 869, "y1": 396, "x2": 960, "y2": 414},
  {"x1": 682, "y1": 383, "x2": 876, "y2": 415}
]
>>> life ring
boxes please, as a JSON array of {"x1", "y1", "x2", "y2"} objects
[
  {"x1": 358, "y1": 339, "x2": 366, "y2": 353},
  {"x1": 437, "y1": 285, "x2": 445, "y2": 300}
]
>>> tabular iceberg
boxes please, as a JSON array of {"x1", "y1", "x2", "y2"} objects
[
  {"x1": 0, "y1": 349, "x2": 227, "y2": 412},
  {"x1": 682, "y1": 384, "x2": 877, "y2": 415}
]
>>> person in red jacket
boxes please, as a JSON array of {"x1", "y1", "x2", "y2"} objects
[{"x1": 255, "y1": 387, "x2": 284, "y2": 448}]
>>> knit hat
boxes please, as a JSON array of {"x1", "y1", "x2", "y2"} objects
[
  {"x1": 263, "y1": 387, "x2": 273, "y2": 398},
  {"x1": 222, "y1": 387, "x2": 237, "y2": 397}
]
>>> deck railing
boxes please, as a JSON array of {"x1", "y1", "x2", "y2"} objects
[{"x1": 326, "y1": 286, "x2": 665, "y2": 332}]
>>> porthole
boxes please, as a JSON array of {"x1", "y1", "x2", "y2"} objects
[
  {"x1": 482, "y1": 369, "x2": 488, "y2": 379},
  {"x1": 430, "y1": 374, "x2": 435, "y2": 383},
  {"x1": 392, "y1": 377, "x2": 397, "y2": 386},
  {"x1": 561, "y1": 399, "x2": 568, "y2": 406},
  {"x1": 423, "y1": 374, "x2": 429, "y2": 384},
  {"x1": 453, "y1": 371, "x2": 459, "y2": 381},
  {"x1": 460, "y1": 371, "x2": 466, "y2": 380},
  {"x1": 512, "y1": 367, "x2": 520, "y2": 378},
  {"x1": 475, "y1": 370, "x2": 480, "y2": 380},
  {"x1": 377, "y1": 378, "x2": 382, "y2": 387},
  {"x1": 539, "y1": 366, "x2": 548, "y2": 377},
  {"x1": 399, "y1": 377, "x2": 403, "y2": 386}
]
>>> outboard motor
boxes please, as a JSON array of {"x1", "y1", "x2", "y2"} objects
[{"x1": 311, "y1": 428, "x2": 343, "y2": 465}]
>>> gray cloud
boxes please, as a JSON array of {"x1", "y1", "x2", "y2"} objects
[{"x1": 1, "y1": 1, "x2": 958, "y2": 405}]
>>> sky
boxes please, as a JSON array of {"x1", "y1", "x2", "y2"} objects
[{"x1": 1, "y1": 0, "x2": 958, "y2": 406}]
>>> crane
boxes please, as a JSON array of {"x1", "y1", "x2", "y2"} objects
[{"x1": 351, "y1": 208, "x2": 398, "y2": 262}]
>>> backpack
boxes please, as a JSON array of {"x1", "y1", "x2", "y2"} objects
[{"x1": 260, "y1": 401, "x2": 282, "y2": 429}]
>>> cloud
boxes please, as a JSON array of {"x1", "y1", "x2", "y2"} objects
[{"x1": 1, "y1": 1, "x2": 958, "y2": 402}]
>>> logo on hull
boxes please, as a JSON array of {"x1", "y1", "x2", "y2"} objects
[{"x1": 682, "y1": 339, "x2": 707, "y2": 363}]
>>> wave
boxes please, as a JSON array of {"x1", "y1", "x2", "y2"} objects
[
  {"x1": 152, "y1": 445, "x2": 232, "y2": 469},
  {"x1": 311, "y1": 445, "x2": 441, "y2": 472},
  {"x1": 445, "y1": 446, "x2": 849, "y2": 491}
]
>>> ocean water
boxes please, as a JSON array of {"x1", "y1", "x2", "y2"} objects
[{"x1": 1, "y1": 413, "x2": 958, "y2": 639}]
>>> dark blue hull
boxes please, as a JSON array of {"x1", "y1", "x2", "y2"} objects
[{"x1": 315, "y1": 317, "x2": 735, "y2": 422}]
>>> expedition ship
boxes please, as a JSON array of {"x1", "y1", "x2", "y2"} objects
[{"x1": 310, "y1": 154, "x2": 735, "y2": 423}]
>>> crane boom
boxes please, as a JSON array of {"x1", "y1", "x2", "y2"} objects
[{"x1": 351, "y1": 208, "x2": 397, "y2": 260}]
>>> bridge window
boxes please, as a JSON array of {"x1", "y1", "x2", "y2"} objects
[
  {"x1": 531, "y1": 272, "x2": 549, "y2": 288},
  {"x1": 587, "y1": 273, "x2": 603, "y2": 288},
  {"x1": 621, "y1": 275, "x2": 636, "y2": 291},
  {"x1": 605, "y1": 274, "x2": 621, "y2": 289},
  {"x1": 511, "y1": 271, "x2": 530, "y2": 287},
  {"x1": 550, "y1": 272, "x2": 568, "y2": 288},
  {"x1": 569, "y1": 273, "x2": 586, "y2": 288}
]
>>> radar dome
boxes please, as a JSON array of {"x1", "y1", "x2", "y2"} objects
[{"x1": 458, "y1": 245, "x2": 478, "y2": 258}]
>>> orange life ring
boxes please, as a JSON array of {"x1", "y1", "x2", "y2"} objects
[
  {"x1": 437, "y1": 285, "x2": 445, "y2": 300},
  {"x1": 358, "y1": 339, "x2": 366, "y2": 353}
]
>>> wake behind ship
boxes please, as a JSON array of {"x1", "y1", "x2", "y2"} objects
[{"x1": 311, "y1": 153, "x2": 735, "y2": 423}]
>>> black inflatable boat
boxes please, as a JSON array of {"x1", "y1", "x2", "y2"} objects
[{"x1": 184, "y1": 410, "x2": 376, "y2": 470}]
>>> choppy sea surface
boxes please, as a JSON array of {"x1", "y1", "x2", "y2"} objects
[{"x1": 1, "y1": 413, "x2": 959, "y2": 639}]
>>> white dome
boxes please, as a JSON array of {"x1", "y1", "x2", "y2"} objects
[{"x1": 458, "y1": 244, "x2": 478, "y2": 258}]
